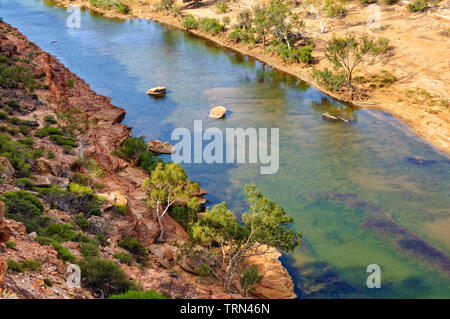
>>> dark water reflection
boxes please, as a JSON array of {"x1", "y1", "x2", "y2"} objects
[{"x1": 2, "y1": 0, "x2": 449, "y2": 298}]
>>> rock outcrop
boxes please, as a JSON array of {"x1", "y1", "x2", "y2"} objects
[
  {"x1": 0, "y1": 202, "x2": 12, "y2": 286},
  {"x1": 0, "y1": 157, "x2": 15, "y2": 179},
  {"x1": 147, "y1": 140, "x2": 176, "y2": 154}
]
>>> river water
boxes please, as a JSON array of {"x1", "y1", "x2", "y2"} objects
[{"x1": 2, "y1": 0, "x2": 449, "y2": 298}]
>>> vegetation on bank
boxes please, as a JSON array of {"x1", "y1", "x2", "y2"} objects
[{"x1": 88, "y1": 0, "x2": 130, "y2": 14}]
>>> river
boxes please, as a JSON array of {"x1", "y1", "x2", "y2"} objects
[{"x1": 1, "y1": 0, "x2": 449, "y2": 298}]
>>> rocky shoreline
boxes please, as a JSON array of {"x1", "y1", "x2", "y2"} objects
[{"x1": 0, "y1": 21, "x2": 296, "y2": 299}]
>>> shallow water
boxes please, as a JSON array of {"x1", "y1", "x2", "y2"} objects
[{"x1": 2, "y1": 0, "x2": 449, "y2": 298}]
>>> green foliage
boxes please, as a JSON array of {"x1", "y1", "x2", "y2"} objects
[
  {"x1": 14, "y1": 178, "x2": 34, "y2": 190},
  {"x1": 88, "y1": 0, "x2": 130, "y2": 14},
  {"x1": 383, "y1": 0, "x2": 398, "y2": 4},
  {"x1": 0, "y1": 55, "x2": 39, "y2": 92},
  {"x1": 312, "y1": 68, "x2": 346, "y2": 91},
  {"x1": 69, "y1": 183, "x2": 94, "y2": 195},
  {"x1": 407, "y1": 0, "x2": 428, "y2": 11},
  {"x1": 44, "y1": 115, "x2": 58, "y2": 125},
  {"x1": 276, "y1": 43, "x2": 313, "y2": 64},
  {"x1": 112, "y1": 136, "x2": 147, "y2": 165},
  {"x1": 7, "y1": 259, "x2": 24, "y2": 273},
  {"x1": 139, "y1": 151, "x2": 162, "y2": 173},
  {"x1": 118, "y1": 237, "x2": 149, "y2": 264},
  {"x1": 237, "y1": 9, "x2": 252, "y2": 30},
  {"x1": 228, "y1": 29, "x2": 255, "y2": 44},
  {"x1": 81, "y1": 242, "x2": 99, "y2": 258},
  {"x1": 34, "y1": 126, "x2": 63, "y2": 137},
  {"x1": 183, "y1": 15, "x2": 198, "y2": 30},
  {"x1": 154, "y1": 0, "x2": 174, "y2": 11},
  {"x1": 74, "y1": 214, "x2": 90, "y2": 231},
  {"x1": 169, "y1": 205, "x2": 198, "y2": 232},
  {"x1": 5, "y1": 241, "x2": 16, "y2": 249},
  {"x1": 21, "y1": 259, "x2": 43, "y2": 271},
  {"x1": 194, "y1": 264, "x2": 211, "y2": 277},
  {"x1": 108, "y1": 290, "x2": 167, "y2": 299},
  {"x1": 0, "y1": 190, "x2": 50, "y2": 233},
  {"x1": 198, "y1": 18, "x2": 225, "y2": 34},
  {"x1": 43, "y1": 278, "x2": 53, "y2": 287},
  {"x1": 96, "y1": 234, "x2": 109, "y2": 247},
  {"x1": 359, "y1": 0, "x2": 378, "y2": 3},
  {"x1": 240, "y1": 265, "x2": 263, "y2": 297},
  {"x1": 35, "y1": 236, "x2": 77, "y2": 262},
  {"x1": 17, "y1": 137, "x2": 34, "y2": 147},
  {"x1": 0, "y1": 133, "x2": 34, "y2": 177},
  {"x1": 49, "y1": 134, "x2": 77, "y2": 148},
  {"x1": 78, "y1": 257, "x2": 137, "y2": 296},
  {"x1": 112, "y1": 204, "x2": 128, "y2": 216},
  {"x1": 215, "y1": 1, "x2": 227, "y2": 13},
  {"x1": 191, "y1": 185, "x2": 300, "y2": 290},
  {"x1": 114, "y1": 252, "x2": 133, "y2": 265},
  {"x1": 72, "y1": 172, "x2": 88, "y2": 186},
  {"x1": 66, "y1": 78, "x2": 75, "y2": 88}
]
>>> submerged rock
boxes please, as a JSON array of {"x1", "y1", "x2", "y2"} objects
[
  {"x1": 148, "y1": 140, "x2": 176, "y2": 154},
  {"x1": 146, "y1": 86, "x2": 166, "y2": 97},
  {"x1": 322, "y1": 112, "x2": 349, "y2": 124},
  {"x1": 209, "y1": 106, "x2": 227, "y2": 119}
]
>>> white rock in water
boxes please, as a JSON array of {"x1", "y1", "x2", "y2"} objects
[
  {"x1": 146, "y1": 86, "x2": 166, "y2": 96},
  {"x1": 209, "y1": 106, "x2": 227, "y2": 119}
]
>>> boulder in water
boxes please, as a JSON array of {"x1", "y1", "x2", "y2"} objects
[
  {"x1": 146, "y1": 86, "x2": 166, "y2": 97},
  {"x1": 209, "y1": 106, "x2": 227, "y2": 119},
  {"x1": 148, "y1": 140, "x2": 176, "y2": 154}
]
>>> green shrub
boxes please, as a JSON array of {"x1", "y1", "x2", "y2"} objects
[
  {"x1": 0, "y1": 133, "x2": 34, "y2": 177},
  {"x1": 17, "y1": 137, "x2": 34, "y2": 147},
  {"x1": 112, "y1": 204, "x2": 128, "y2": 216},
  {"x1": 118, "y1": 237, "x2": 149, "y2": 263},
  {"x1": 43, "y1": 278, "x2": 53, "y2": 287},
  {"x1": 46, "y1": 149, "x2": 56, "y2": 159},
  {"x1": 108, "y1": 290, "x2": 167, "y2": 299},
  {"x1": 78, "y1": 257, "x2": 137, "y2": 296},
  {"x1": 139, "y1": 151, "x2": 162, "y2": 173},
  {"x1": 198, "y1": 18, "x2": 225, "y2": 34},
  {"x1": 169, "y1": 206, "x2": 198, "y2": 232},
  {"x1": 240, "y1": 265, "x2": 263, "y2": 297},
  {"x1": 89, "y1": 0, "x2": 130, "y2": 14},
  {"x1": 34, "y1": 126, "x2": 63, "y2": 138},
  {"x1": 44, "y1": 115, "x2": 57, "y2": 125},
  {"x1": 69, "y1": 183, "x2": 94, "y2": 195},
  {"x1": 194, "y1": 263, "x2": 211, "y2": 277},
  {"x1": 35, "y1": 236, "x2": 77, "y2": 263},
  {"x1": 49, "y1": 135, "x2": 77, "y2": 148},
  {"x1": 5, "y1": 241, "x2": 16, "y2": 249},
  {"x1": 74, "y1": 214, "x2": 90, "y2": 231},
  {"x1": 114, "y1": 252, "x2": 133, "y2": 265},
  {"x1": 383, "y1": 0, "x2": 398, "y2": 4},
  {"x1": 112, "y1": 136, "x2": 147, "y2": 165},
  {"x1": 14, "y1": 178, "x2": 34, "y2": 190},
  {"x1": 7, "y1": 259, "x2": 24, "y2": 273},
  {"x1": 96, "y1": 234, "x2": 109, "y2": 246},
  {"x1": 276, "y1": 44, "x2": 313, "y2": 64},
  {"x1": 71, "y1": 172, "x2": 88, "y2": 186},
  {"x1": 215, "y1": 1, "x2": 227, "y2": 13},
  {"x1": 21, "y1": 259, "x2": 43, "y2": 271},
  {"x1": 312, "y1": 68, "x2": 346, "y2": 91},
  {"x1": 228, "y1": 29, "x2": 254, "y2": 43},
  {"x1": 408, "y1": 0, "x2": 427, "y2": 12},
  {"x1": 183, "y1": 15, "x2": 198, "y2": 30},
  {"x1": 0, "y1": 190, "x2": 49, "y2": 233},
  {"x1": 81, "y1": 242, "x2": 99, "y2": 258},
  {"x1": 0, "y1": 57, "x2": 39, "y2": 91}
]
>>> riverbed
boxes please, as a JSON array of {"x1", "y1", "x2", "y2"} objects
[{"x1": 1, "y1": 0, "x2": 449, "y2": 298}]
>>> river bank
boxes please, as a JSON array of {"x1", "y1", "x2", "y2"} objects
[
  {"x1": 0, "y1": 20, "x2": 296, "y2": 299},
  {"x1": 50, "y1": 0, "x2": 450, "y2": 154}
]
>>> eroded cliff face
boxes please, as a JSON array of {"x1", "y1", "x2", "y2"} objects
[{"x1": 0, "y1": 22, "x2": 295, "y2": 299}]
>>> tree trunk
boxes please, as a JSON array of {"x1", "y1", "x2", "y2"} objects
[{"x1": 156, "y1": 205, "x2": 165, "y2": 243}]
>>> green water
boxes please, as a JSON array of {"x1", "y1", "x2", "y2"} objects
[{"x1": 1, "y1": 0, "x2": 449, "y2": 298}]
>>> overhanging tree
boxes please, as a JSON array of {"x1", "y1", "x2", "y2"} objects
[
  {"x1": 142, "y1": 162, "x2": 200, "y2": 243},
  {"x1": 192, "y1": 184, "x2": 301, "y2": 291}
]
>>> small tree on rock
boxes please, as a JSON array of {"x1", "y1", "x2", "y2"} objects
[{"x1": 142, "y1": 162, "x2": 200, "y2": 243}]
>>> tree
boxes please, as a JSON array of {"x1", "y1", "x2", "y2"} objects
[
  {"x1": 192, "y1": 184, "x2": 300, "y2": 291},
  {"x1": 240, "y1": 265, "x2": 263, "y2": 297},
  {"x1": 324, "y1": 32, "x2": 375, "y2": 89},
  {"x1": 252, "y1": 6, "x2": 271, "y2": 47},
  {"x1": 266, "y1": 0, "x2": 304, "y2": 49},
  {"x1": 142, "y1": 163, "x2": 200, "y2": 243},
  {"x1": 112, "y1": 136, "x2": 148, "y2": 166},
  {"x1": 305, "y1": 0, "x2": 346, "y2": 33}
]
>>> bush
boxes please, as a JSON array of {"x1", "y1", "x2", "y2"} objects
[
  {"x1": 169, "y1": 206, "x2": 198, "y2": 232},
  {"x1": 7, "y1": 259, "x2": 24, "y2": 273},
  {"x1": 0, "y1": 133, "x2": 34, "y2": 177},
  {"x1": 183, "y1": 15, "x2": 198, "y2": 30},
  {"x1": 69, "y1": 183, "x2": 94, "y2": 195},
  {"x1": 112, "y1": 204, "x2": 128, "y2": 216},
  {"x1": 139, "y1": 151, "x2": 162, "y2": 173},
  {"x1": 21, "y1": 259, "x2": 43, "y2": 271},
  {"x1": 114, "y1": 252, "x2": 133, "y2": 265},
  {"x1": 215, "y1": 1, "x2": 227, "y2": 13},
  {"x1": 118, "y1": 237, "x2": 149, "y2": 264},
  {"x1": 198, "y1": 18, "x2": 225, "y2": 34},
  {"x1": 78, "y1": 257, "x2": 137, "y2": 296},
  {"x1": 14, "y1": 178, "x2": 34, "y2": 190},
  {"x1": 0, "y1": 56, "x2": 39, "y2": 91},
  {"x1": 89, "y1": 0, "x2": 130, "y2": 14},
  {"x1": 5, "y1": 241, "x2": 16, "y2": 249},
  {"x1": 34, "y1": 126, "x2": 63, "y2": 138},
  {"x1": 49, "y1": 135, "x2": 77, "y2": 148},
  {"x1": 194, "y1": 264, "x2": 211, "y2": 277},
  {"x1": 228, "y1": 29, "x2": 254, "y2": 44},
  {"x1": 43, "y1": 278, "x2": 53, "y2": 287},
  {"x1": 383, "y1": 0, "x2": 398, "y2": 4},
  {"x1": 108, "y1": 290, "x2": 167, "y2": 299},
  {"x1": 71, "y1": 172, "x2": 88, "y2": 186},
  {"x1": 17, "y1": 137, "x2": 34, "y2": 147},
  {"x1": 0, "y1": 190, "x2": 49, "y2": 233},
  {"x1": 81, "y1": 242, "x2": 99, "y2": 258},
  {"x1": 35, "y1": 236, "x2": 77, "y2": 263},
  {"x1": 359, "y1": 0, "x2": 378, "y2": 3},
  {"x1": 312, "y1": 68, "x2": 346, "y2": 91},
  {"x1": 96, "y1": 234, "x2": 109, "y2": 247},
  {"x1": 240, "y1": 265, "x2": 263, "y2": 297},
  {"x1": 275, "y1": 44, "x2": 313, "y2": 64},
  {"x1": 74, "y1": 214, "x2": 90, "y2": 231},
  {"x1": 44, "y1": 115, "x2": 57, "y2": 125},
  {"x1": 408, "y1": 0, "x2": 427, "y2": 12},
  {"x1": 112, "y1": 136, "x2": 147, "y2": 165}
]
